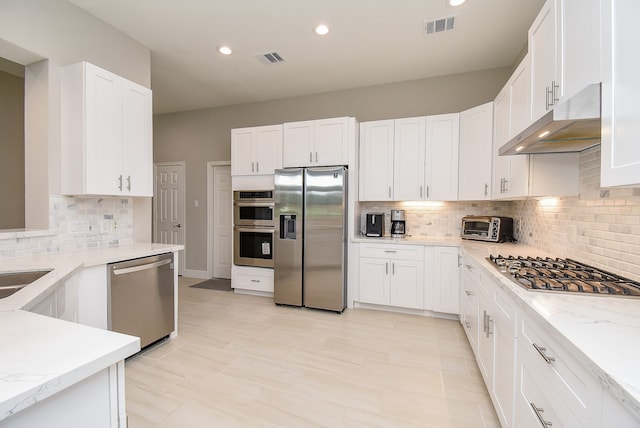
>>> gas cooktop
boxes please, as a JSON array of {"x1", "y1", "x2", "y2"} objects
[{"x1": 488, "y1": 255, "x2": 640, "y2": 297}]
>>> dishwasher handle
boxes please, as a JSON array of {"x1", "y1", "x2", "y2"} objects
[{"x1": 112, "y1": 258, "x2": 172, "y2": 276}]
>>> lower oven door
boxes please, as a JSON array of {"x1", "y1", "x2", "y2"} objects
[{"x1": 234, "y1": 226, "x2": 274, "y2": 268}]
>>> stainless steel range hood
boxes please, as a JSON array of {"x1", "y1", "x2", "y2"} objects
[{"x1": 499, "y1": 83, "x2": 601, "y2": 156}]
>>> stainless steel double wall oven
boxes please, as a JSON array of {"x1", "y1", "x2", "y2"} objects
[{"x1": 233, "y1": 190, "x2": 274, "y2": 268}]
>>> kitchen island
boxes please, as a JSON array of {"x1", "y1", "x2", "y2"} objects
[{"x1": 0, "y1": 243, "x2": 183, "y2": 427}]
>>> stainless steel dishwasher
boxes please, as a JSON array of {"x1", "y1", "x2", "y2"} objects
[{"x1": 108, "y1": 252, "x2": 174, "y2": 349}]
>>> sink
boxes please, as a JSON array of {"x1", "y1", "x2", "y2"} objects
[{"x1": 0, "y1": 270, "x2": 52, "y2": 299}]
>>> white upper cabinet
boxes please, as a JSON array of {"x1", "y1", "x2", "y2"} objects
[
  {"x1": 529, "y1": 0, "x2": 558, "y2": 124},
  {"x1": 359, "y1": 120, "x2": 395, "y2": 201},
  {"x1": 360, "y1": 114, "x2": 459, "y2": 201},
  {"x1": 529, "y1": 0, "x2": 602, "y2": 125},
  {"x1": 459, "y1": 102, "x2": 493, "y2": 200},
  {"x1": 61, "y1": 62, "x2": 152, "y2": 197},
  {"x1": 393, "y1": 117, "x2": 426, "y2": 201},
  {"x1": 231, "y1": 125, "x2": 283, "y2": 176},
  {"x1": 283, "y1": 117, "x2": 349, "y2": 167},
  {"x1": 425, "y1": 113, "x2": 459, "y2": 201},
  {"x1": 600, "y1": 0, "x2": 640, "y2": 187}
]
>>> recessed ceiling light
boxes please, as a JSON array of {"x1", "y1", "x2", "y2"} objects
[
  {"x1": 448, "y1": 0, "x2": 467, "y2": 6},
  {"x1": 313, "y1": 24, "x2": 330, "y2": 36},
  {"x1": 217, "y1": 45, "x2": 232, "y2": 55}
]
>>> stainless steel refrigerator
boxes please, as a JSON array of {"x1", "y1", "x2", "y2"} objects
[{"x1": 274, "y1": 166, "x2": 347, "y2": 312}]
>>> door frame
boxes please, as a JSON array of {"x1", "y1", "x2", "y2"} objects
[
  {"x1": 153, "y1": 161, "x2": 186, "y2": 276},
  {"x1": 207, "y1": 161, "x2": 232, "y2": 278}
]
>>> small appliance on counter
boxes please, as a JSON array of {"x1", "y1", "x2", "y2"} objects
[
  {"x1": 461, "y1": 215, "x2": 514, "y2": 242},
  {"x1": 365, "y1": 213, "x2": 384, "y2": 237},
  {"x1": 390, "y1": 209, "x2": 406, "y2": 238}
]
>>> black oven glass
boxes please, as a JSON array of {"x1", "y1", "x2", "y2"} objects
[
  {"x1": 238, "y1": 206, "x2": 273, "y2": 222},
  {"x1": 465, "y1": 221, "x2": 489, "y2": 236},
  {"x1": 238, "y1": 230, "x2": 273, "y2": 260}
]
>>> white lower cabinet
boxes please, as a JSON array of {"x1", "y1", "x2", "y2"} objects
[
  {"x1": 359, "y1": 243, "x2": 424, "y2": 310},
  {"x1": 231, "y1": 265, "x2": 274, "y2": 293},
  {"x1": 430, "y1": 246, "x2": 460, "y2": 314},
  {"x1": 24, "y1": 273, "x2": 80, "y2": 322}
]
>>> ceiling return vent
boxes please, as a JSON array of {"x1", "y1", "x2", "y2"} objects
[
  {"x1": 424, "y1": 16, "x2": 456, "y2": 36},
  {"x1": 256, "y1": 51, "x2": 286, "y2": 65}
]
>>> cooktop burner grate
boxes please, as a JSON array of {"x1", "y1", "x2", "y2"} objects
[{"x1": 487, "y1": 255, "x2": 640, "y2": 297}]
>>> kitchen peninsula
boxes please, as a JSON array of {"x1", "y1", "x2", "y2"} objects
[{"x1": 0, "y1": 243, "x2": 183, "y2": 427}]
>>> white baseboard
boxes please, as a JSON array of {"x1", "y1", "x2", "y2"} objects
[{"x1": 181, "y1": 269, "x2": 209, "y2": 279}]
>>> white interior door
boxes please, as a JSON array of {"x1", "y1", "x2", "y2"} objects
[
  {"x1": 213, "y1": 165, "x2": 232, "y2": 278},
  {"x1": 154, "y1": 162, "x2": 185, "y2": 275}
]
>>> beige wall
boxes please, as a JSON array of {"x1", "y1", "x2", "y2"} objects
[
  {"x1": 154, "y1": 67, "x2": 512, "y2": 272},
  {"x1": 0, "y1": 0, "x2": 152, "y2": 239},
  {"x1": 0, "y1": 69, "x2": 24, "y2": 229}
]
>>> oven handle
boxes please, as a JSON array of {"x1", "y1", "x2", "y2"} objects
[
  {"x1": 233, "y1": 226, "x2": 275, "y2": 233},
  {"x1": 234, "y1": 202, "x2": 274, "y2": 208}
]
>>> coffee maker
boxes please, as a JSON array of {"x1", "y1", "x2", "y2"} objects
[{"x1": 390, "y1": 210, "x2": 406, "y2": 238}]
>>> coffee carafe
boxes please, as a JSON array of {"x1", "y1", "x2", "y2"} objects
[{"x1": 390, "y1": 209, "x2": 406, "y2": 238}]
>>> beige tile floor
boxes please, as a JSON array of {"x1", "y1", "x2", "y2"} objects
[{"x1": 125, "y1": 277, "x2": 500, "y2": 428}]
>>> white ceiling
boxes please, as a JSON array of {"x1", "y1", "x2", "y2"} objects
[{"x1": 70, "y1": 0, "x2": 545, "y2": 114}]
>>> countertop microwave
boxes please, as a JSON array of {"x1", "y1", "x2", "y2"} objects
[{"x1": 461, "y1": 216, "x2": 514, "y2": 243}]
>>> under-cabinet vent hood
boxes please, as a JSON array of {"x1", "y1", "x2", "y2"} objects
[{"x1": 499, "y1": 83, "x2": 601, "y2": 156}]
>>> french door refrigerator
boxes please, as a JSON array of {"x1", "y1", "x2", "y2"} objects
[{"x1": 274, "y1": 166, "x2": 347, "y2": 312}]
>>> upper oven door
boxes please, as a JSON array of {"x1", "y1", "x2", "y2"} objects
[{"x1": 234, "y1": 202, "x2": 274, "y2": 226}]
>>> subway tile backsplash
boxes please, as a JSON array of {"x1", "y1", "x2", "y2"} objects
[{"x1": 0, "y1": 195, "x2": 133, "y2": 258}]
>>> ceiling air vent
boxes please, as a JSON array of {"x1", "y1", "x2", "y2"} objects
[
  {"x1": 424, "y1": 15, "x2": 456, "y2": 36},
  {"x1": 256, "y1": 51, "x2": 286, "y2": 65}
]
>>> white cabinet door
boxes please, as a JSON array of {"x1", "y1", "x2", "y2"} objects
[
  {"x1": 255, "y1": 125, "x2": 283, "y2": 174},
  {"x1": 425, "y1": 113, "x2": 459, "y2": 201},
  {"x1": 432, "y1": 246, "x2": 460, "y2": 314},
  {"x1": 121, "y1": 78, "x2": 153, "y2": 196},
  {"x1": 61, "y1": 62, "x2": 153, "y2": 196},
  {"x1": 493, "y1": 85, "x2": 511, "y2": 197},
  {"x1": 529, "y1": 0, "x2": 558, "y2": 123},
  {"x1": 493, "y1": 322, "x2": 516, "y2": 427},
  {"x1": 393, "y1": 117, "x2": 426, "y2": 201},
  {"x1": 359, "y1": 257, "x2": 390, "y2": 305},
  {"x1": 314, "y1": 117, "x2": 349, "y2": 166},
  {"x1": 283, "y1": 120, "x2": 314, "y2": 167},
  {"x1": 558, "y1": 0, "x2": 601, "y2": 101},
  {"x1": 390, "y1": 259, "x2": 424, "y2": 310},
  {"x1": 231, "y1": 125, "x2": 283, "y2": 176},
  {"x1": 601, "y1": 0, "x2": 640, "y2": 187},
  {"x1": 359, "y1": 120, "x2": 395, "y2": 201},
  {"x1": 231, "y1": 128, "x2": 257, "y2": 175},
  {"x1": 459, "y1": 103, "x2": 493, "y2": 200},
  {"x1": 460, "y1": 266, "x2": 479, "y2": 352}
]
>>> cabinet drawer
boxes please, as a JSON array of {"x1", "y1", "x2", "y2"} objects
[
  {"x1": 359, "y1": 243, "x2": 424, "y2": 260},
  {"x1": 517, "y1": 361, "x2": 581, "y2": 428},
  {"x1": 232, "y1": 268, "x2": 274, "y2": 292},
  {"x1": 518, "y1": 314, "x2": 602, "y2": 425},
  {"x1": 491, "y1": 285, "x2": 517, "y2": 335}
]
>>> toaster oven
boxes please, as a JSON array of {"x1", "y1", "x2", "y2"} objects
[{"x1": 461, "y1": 216, "x2": 514, "y2": 242}]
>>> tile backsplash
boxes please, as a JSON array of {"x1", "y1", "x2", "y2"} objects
[{"x1": 0, "y1": 195, "x2": 133, "y2": 258}]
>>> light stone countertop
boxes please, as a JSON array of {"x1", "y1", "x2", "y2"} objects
[
  {"x1": 460, "y1": 241, "x2": 640, "y2": 421},
  {"x1": 0, "y1": 243, "x2": 184, "y2": 422}
]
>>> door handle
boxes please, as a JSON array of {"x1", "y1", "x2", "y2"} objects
[{"x1": 174, "y1": 224, "x2": 182, "y2": 228}]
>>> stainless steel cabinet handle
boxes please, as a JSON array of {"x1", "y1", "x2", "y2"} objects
[
  {"x1": 384, "y1": 250, "x2": 397, "y2": 253},
  {"x1": 464, "y1": 321, "x2": 471, "y2": 329},
  {"x1": 118, "y1": 175, "x2": 123, "y2": 191},
  {"x1": 127, "y1": 175, "x2": 131, "y2": 191},
  {"x1": 392, "y1": 262, "x2": 395, "y2": 275},
  {"x1": 420, "y1": 185, "x2": 423, "y2": 198},
  {"x1": 552, "y1": 80, "x2": 560, "y2": 105},
  {"x1": 112, "y1": 259, "x2": 172, "y2": 275},
  {"x1": 251, "y1": 162, "x2": 255, "y2": 172},
  {"x1": 385, "y1": 262, "x2": 388, "y2": 275},
  {"x1": 465, "y1": 264, "x2": 473, "y2": 270},
  {"x1": 388, "y1": 187, "x2": 391, "y2": 198},
  {"x1": 486, "y1": 316, "x2": 493, "y2": 337},
  {"x1": 256, "y1": 161, "x2": 259, "y2": 172},
  {"x1": 250, "y1": 279, "x2": 261, "y2": 283},
  {"x1": 503, "y1": 178, "x2": 508, "y2": 193},
  {"x1": 310, "y1": 152, "x2": 313, "y2": 163},
  {"x1": 484, "y1": 183, "x2": 488, "y2": 196},
  {"x1": 482, "y1": 310, "x2": 487, "y2": 333},
  {"x1": 315, "y1": 152, "x2": 318, "y2": 162},
  {"x1": 530, "y1": 402, "x2": 553, "y2": 427},
  {"x1": 457, "y1": 254, "x2": 462, "y2": 267},
  {"x1": 533, "y1": 343, "x2": 556, "y2": 364},
  {"x1": 545, "y1": 86, "x2": 552, "y2": 110},
  {"x1": 426, "y1": 186, "x2": 430, "y2": 198},
  {"x1": 465, "y1": 289, "x2": 473, "y2": 296},
  {"x1": 174, "y1": 224, "x2": 182, "y2": 228}
]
